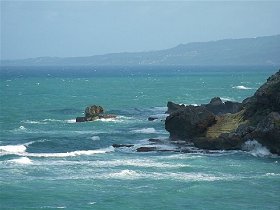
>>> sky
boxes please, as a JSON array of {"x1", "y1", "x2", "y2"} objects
[{"x1": 1, "y1": 1, "x2": 280, "y2": 60}]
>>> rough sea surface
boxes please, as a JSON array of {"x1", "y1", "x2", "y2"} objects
[{"x1": 0, "y1": 66, "x2": 279, "y2": 209}]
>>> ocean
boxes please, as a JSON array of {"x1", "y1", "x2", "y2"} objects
[{"x1": 0, "y1": 66, "x2": 279, "y2": 209}]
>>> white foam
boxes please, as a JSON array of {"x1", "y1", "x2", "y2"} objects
[
  {"x1": 101, "y1": 171, "x2": 227, "y2": 181},
  {"x1": 19, "y1": 125, "x2": 27, "y2": 130},
  {"x1": 108, "y1": 169, "x2": 140, "y2": 179},
  {"x1": 25, "y1": 146, "x2": 114, "y2": 158},
  {"x1": 96, "y1": 118, "x2": 119, "y2": 122},
  {"x1": 9, "y1": 157, "x2": 32, "y2": 165},
  {"x1": 232, "y1": 85, "x2": 253, "y2": 90},
  {"x1": 43, "y1": 119, "x2": 63, "y2": 122},
  {"x1": 131, "y1": 128, "x2": 157, "y2": 134},
  {"x1": 91, "y1": 159, "x2": 187, "y2": 168},
  {"x1": 22, "y1": 120, "x2": 47, "y2": 124},
  {"x1": 220, "y1": 97, "x2": 235, "y2": 102},
  {"x1": 91, "y1": 136, "x2": 100, "y2": 141},
  {"x1": 242, "y1": 140, "x2": 271, "y2": 157},
  {"x1": 88, "y1": 202, "x2": 96, "y2": 205},
  {"x1": 0, "y1": 144, "x2": 27, "y2": 154},
  {"x1": 65, "y1": 119, "x2": 76, "y2": 123},
  {"x1": 149, "y1": 114, "x2": 169, "y2": 120}
]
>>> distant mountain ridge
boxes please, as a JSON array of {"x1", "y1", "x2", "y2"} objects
[{"x1": 1, "y1": 35, "x2": 280, "y2": 66}]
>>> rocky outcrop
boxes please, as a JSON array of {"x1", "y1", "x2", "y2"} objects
[
  {"x1": 202, "y1": 97, "x2": 242, "y2": 115},
  {"x1": 166, "y1": 101, "x2": 186, "y2": 114},
  {"x1": 165, "y1": 106, "x2": 216, "y2": 139},
  {"x1": 76, "y1": 105, "x2": 116, "y2": 122},
  {"x1": 165, "y1": 70, "x2": 280, "y2": 155}
]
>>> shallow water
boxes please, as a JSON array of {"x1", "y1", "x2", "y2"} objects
[{"x1": 0, "y1": 66, "x2": 279, "y2": 209}]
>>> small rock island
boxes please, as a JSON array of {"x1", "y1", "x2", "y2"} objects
[
  {"x1": 76, "y1": 105, "x2": 116, "y2": 122},
  {"x1": 165, "y1": 70, "x2": 280, "y2": 155}
]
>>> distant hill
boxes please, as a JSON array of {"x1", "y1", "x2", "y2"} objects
[{"x1": 1, "y1": 35, "x2": 280, "y2": 66}]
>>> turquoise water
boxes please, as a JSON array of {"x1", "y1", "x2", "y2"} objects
[{"x1": 0, "y1": 66, "x2": 279, "y2": 209}]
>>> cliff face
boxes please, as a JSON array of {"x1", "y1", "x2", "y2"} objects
[{"x1": 165, "y1": 70, "x2": 280, "y2": 154}]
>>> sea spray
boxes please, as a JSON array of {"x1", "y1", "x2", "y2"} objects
[{"x1": 242, "y1": 140, "x2": 271, "y2": 157}]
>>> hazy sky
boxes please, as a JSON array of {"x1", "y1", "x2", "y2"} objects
[{"x1": 1, "y1": 1, "x2": 280, "y2": 60}]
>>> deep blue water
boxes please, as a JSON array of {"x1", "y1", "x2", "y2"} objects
[{"x1": 0, "y1": 66, "x2": 279, "y2": 209}]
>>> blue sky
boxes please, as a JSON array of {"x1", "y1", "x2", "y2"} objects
[{"x1": 1, "y1": 1, "x2": 280, "y2": 60}]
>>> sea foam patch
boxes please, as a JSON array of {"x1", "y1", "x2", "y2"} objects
[{"x1": 8, "y1": 157, "x2": 32, "y2": 165}]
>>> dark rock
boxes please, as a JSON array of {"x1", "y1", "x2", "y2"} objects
[
  {"x1": 76, "y1": 117, "x2": 86, "y2": 122},
  {"x1": 136, "y1": 147, "x2": 157, "y2": 152},
  {"x1": 165, "y1": 70, "x2": 280, "y2": 155},
  {"x1": 148, "y1": 116, "x2": 158, "y2": 121},
  {"x1": 165, "y1": 106, "x2": 216, "y2": 139},
  {"x1": 98, "y1": 114, "x2": 117, "y2": 119},
  {"x1": 253, "y1": 112, "x2": 280, "y2": 154},
  {"x1": 209, "y1": 97, "x2": 223, "y2": 105},
  {"x1": 85, "y1": 105, "x2": 104, "y2": 118},
  {"x1": 202, "y1": 97, "x2": 242, "y2": 115},
  {"x1": 112, "y1": 144, "x2": 134, "y2": 148},
  {"x1": 166, "y1": 101, "x2": 186, "y2": 114},
  {"x1": 76, "y1": 105, "x2": 116, "y2": 122}
]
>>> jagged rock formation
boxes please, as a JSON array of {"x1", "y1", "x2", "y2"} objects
[
  {"x1": 165, "y1": 70, "x2": 280, "y2": 154},
  {"x1": 76, "y1": 105, "x2": 116, "y2": 122}
]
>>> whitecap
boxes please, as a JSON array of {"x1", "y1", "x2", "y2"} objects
[
  {"x1": 22, "y1": 120, "x2": 48, "y2": 124},
  {"x1": 19, "y1": 125, "x2": 27, "y2": 130},
  {"x1": 131, "y1": 128, "x2": 157, "y2": 134},
  {"x1": 91, "y1": 136, "x2": 100, "y2": 141},
  {"x1": 105, "y1": 170, "x2": 141, "y2": 180},
  {"x1": 65, "y1": 119, "x2": 76, "y2": 123},
  {"x1": 25, "y1": 146, "x2": 114, "y2": 158},
  {"x1": 42, "y1": 119, "x2": 63, "y2": 122},
  {"x1": 0, "y1": 144, "x2": 27, "y2": 154},
  {"x1": 242, "y1": 140, "x2": 271, "y2": 157},
  {"x1": 96, "y1": 118, "x2": 119, "y2": 122},
  {"x1": 232, "y1": 85, "x2": 253, "y2": 90},
  {"x1": 8, "y1": 157, "x2": 32, "y2": 165}
]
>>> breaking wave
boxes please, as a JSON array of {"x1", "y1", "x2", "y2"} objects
[
  {"x1": 242, "y1": 140, "x2": 272, "y2": 157},
  {"x1": 0, "y1": 144, "x2": 27, "y2": 154},
  {"x1": 0, "y1": 142, "x2": 114, "y2": 157}
]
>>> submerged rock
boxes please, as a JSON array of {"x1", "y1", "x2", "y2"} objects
[
  {"x1": 76, "y1": 105, "x2": 116, "y2": 122},
  {"x1": 112, "y1": 144, "x2": 134, "y2": 148},
  {"x1": 165, "y1": 70, "x2": 280, "y2": 155}
]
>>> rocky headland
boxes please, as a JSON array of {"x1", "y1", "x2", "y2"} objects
[{"x1": 165, "y1": 70, "x2": 280, "y2": 155}]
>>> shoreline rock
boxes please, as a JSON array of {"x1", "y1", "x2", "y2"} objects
[{"x1": 165, "y1": 70, "x2": 280, "y2": 155}]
